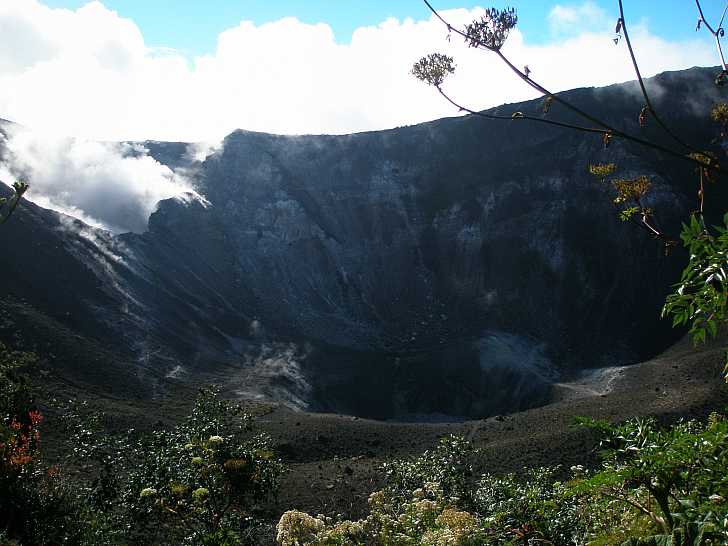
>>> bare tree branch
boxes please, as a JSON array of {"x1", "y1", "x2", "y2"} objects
[
  {"x1": 436, "y1": 86, "x2": 611, "y2": 134},
  {"x1": 695, "y1": 0, "x2": 728, "y2": 73},
  {"x1": 617, "y1": 0, "x2": 697, "y2": 152},
  {"x1": 421, "y1": 0, "x2": 723, "y2": 174}
]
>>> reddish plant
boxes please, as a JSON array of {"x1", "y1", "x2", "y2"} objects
[{"x1": 1, "y1": 410, "x2": 43, "y2": 470}]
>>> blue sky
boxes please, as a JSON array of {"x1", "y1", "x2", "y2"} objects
[
  {"x1": 41, "y1": 0, "x2": 728, "y2": 56},
  {"x1": 1, "y1": 0, "x2": 721, "y2": 141}
]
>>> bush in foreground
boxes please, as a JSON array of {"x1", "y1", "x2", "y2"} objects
[
  {"x1": 277, "y1": 417, "x2": 728, "y2": 546},
  {"x1": 62, "y1": 386, "x2": 285, "y2": 545},
  {"x1": 0, "y1": 347, "x2": 284, "y2": 546},
  {"x1": 0, "y1": 342, "x2": 87, "y2": 545}
]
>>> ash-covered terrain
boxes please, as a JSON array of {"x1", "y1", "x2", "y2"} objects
[{"x1": 1, "y1": 66, "x2": 727, "y2": 420}]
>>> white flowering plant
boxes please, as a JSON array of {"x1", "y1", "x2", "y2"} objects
[
  {"x1": 380, "y1": 435, "x2": 477, "y2": 509},
  {"x1": 276, "y1": 415, "x2": 728, "y2": 546},
  {"x1": 276, "y1": 482, "x2": 487, "y2": 546}
]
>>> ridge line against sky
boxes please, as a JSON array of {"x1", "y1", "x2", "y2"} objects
[{"x1": 0, "y1": 0, "x2": 724, "y2": 141}]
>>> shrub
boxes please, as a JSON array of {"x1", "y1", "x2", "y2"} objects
[
  {"x1": 577, "y1": 416, "x2": 728, "y2": 544},
  {"x1": 380, "y1": 435, "x2": 476, "y2": 508},
  {"x1": 0, "y1": 343, "x2": 88, "y2": 545},
  {"x1": 63, "y1": 386, "x2": 285, "y2": 545},
  {"x1": 276, "y1": 417, "x2": 728, "y2": 546},
  {"x1": 663, "y1": 213, "x2": 728, "y2": 376}
]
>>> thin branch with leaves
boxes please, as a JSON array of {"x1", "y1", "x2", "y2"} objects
[
  {"x1": 617, "y1": 0, "x2": 698, "y2": 152},
  {"x1": 0, "y1": 181, "x2": 29, "y2": 225},
  {"x1": 696, "y1": 0, "x2": 728, "y2": 81},
  {"x1": 419, "y1": 0, "x2": 722, "y2": 175}
]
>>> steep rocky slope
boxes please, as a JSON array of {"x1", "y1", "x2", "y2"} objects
[{"x1": 1, "y1": 66, "x2": 726, "y2": 419}]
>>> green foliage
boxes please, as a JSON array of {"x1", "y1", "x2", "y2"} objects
[
  {"x1": 473, "y1": 466, "x2": 593, "y2": 545},
  {"x1": 279, "y1": 416, "x2": 728, "y2": 546},
  {"x1": 0, "y1": 465, "x2": 87, "y2": 546},
  {"x1": 0, "y1": 180, "x2": 29, "y2": 225},
  {"x1": 380, "y1": 435, "x2": 476, "y2": 507},
  {"x1": 0, "y1": 343, "x2": 89, "y2": 545},
  {"x1": 277, "y1": 438, "x2": 598, "y2": 546},
  {"x1": 663, "y1": 214, "x2": 728, "y2": 357},
  {"x1": 578, "y1": 416, "x2": 728, "y2": 543},
  {"x1": 0, "y1": 368, "x2": 283, "y2": 545},
  {"x1": 588, "y1": 164, "x2": 659, "y2": 228},
  {"x1": 0, "y1": 342, "x2": 37, "y2": 422},
  {"x1": 61, "y1": 386, "x2": 285, "y2": 545}
]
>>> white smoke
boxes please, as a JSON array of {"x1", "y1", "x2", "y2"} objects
[
  {"x1": 0, "y1": 126, "x2": 194, "y2": 233},
  {"x1": 184, "y1": 139, "x2": 224, "y2": 163}
]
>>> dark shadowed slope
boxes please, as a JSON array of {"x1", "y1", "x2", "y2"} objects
[{"x1": 1, "y1": 66, "x2": 727, "y2": 419}]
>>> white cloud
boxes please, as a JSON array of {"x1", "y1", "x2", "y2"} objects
[
  {"x1": 0, "y1": 0, "x2": 718, "y2": 143},
  {"x1": 548, "y1": 2, "x2": 610, "y2": 35},
  {"x1": 0, "y1": 125, "x2": 193, "y2": 233}
]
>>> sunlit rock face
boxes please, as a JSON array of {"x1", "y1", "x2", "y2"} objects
[{"x1": 1, "y1": 67, "x2": 727, "y2": 419}]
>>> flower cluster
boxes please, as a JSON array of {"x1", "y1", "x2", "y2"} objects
[
  {"x1": 139, "y1": 487, "x2": 157, "y2": 498},
  {"x1": 464, "y1": 7, "x2": 518, "y2": 50},
  {"x1": 275, "y1": 480, "x2": 484, "y2": 546},
  {"x1": 276, "y1": 510, "x2": 325, "y2": 546},
  {"x1": 411, "y1": 53, "x2": 456, "y2": 87}
]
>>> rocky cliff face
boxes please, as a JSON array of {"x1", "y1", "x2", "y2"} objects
[{"x1": 1, "y1": 67, "x2": 726, "y2": 419}]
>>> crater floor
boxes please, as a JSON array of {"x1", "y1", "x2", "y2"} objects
[{"x1": 39, "y1": 335, "x2": 728, "y2": 545}]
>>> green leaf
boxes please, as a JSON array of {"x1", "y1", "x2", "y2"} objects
[
  {"x1": 707, "y1": 320, "x2": 718, "y2": 339},
  {"x1": 620, "y1": 535, "x2": 673, "y2": 546}
]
